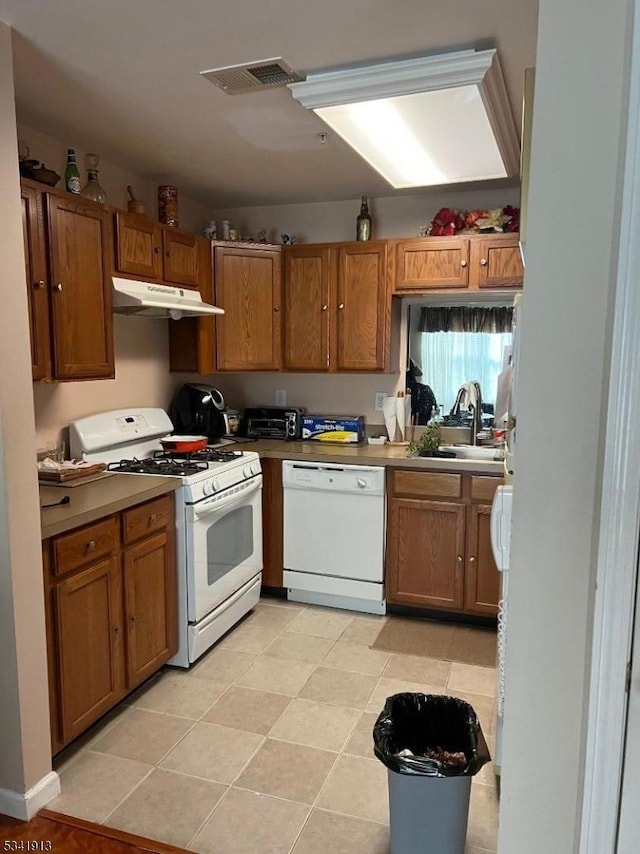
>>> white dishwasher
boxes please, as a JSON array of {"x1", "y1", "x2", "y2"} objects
[{"x1": 283, "y1": 460, "x2": 386, "y2": 615}]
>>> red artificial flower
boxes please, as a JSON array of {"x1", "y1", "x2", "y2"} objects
[
  {"x1": 503, "y1": 205, "x2": 520, "y2": 233},
  {"x1": 435, "y1": 207, "x2": 455, "y2": 225}
]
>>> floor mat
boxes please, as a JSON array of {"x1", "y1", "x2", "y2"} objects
[{"x1": 372, "y1": 617, "x2": 497, "y2": 667}]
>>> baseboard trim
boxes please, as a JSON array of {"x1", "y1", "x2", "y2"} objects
[{"x1": 0, "y1": 771, "x2": 60, "y2": 821}]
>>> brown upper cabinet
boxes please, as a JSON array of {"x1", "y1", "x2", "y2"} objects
[
  {"x1": 162, "y1": 229, "x2": 199, "y2": 288},
  {"x1": 114, "y1": 211, "x2": 199, "y2": 289},
  {"x1": 214, "y1": 245, "x2": 282, "y2": 371},
  {"x1": 283, "y1": 241, "x2": 392, "y2": 373},
  {"x1": 394, "y1": 234, "x2": 523, "y2": 294},
  {"x1": 20, "y1": 180, "x2": 115, "y2": 383},
  {"x1": 114, "y1": 211, "x2": 163, "y2": 280},
  {"x1": 21, "y1": 184, "x2": 51, "y2": 380}
]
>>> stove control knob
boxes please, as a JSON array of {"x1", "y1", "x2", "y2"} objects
[
  {"x1": 243, "y1": 465, "x2": 253, "y2": 478},
  {"x1": 203, "y1": 480, "x2": 214, "y2": 496},
  {"x1": 250, "y1": 462, "x2": 259, "y2": 476},
  {"x1": 212, "y1": 478, "x2": 221, "y2": 493}
]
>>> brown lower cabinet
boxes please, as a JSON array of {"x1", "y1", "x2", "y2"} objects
[
  {"x1": 386, "y1": 470, "x2": 502, "y2": 617},
  {"x1": 43, "y1": 493, "x2": 177, "y2": 754}
]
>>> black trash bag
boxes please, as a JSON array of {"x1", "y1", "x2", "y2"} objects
[{"x1": 373, "y1": 693, "x2": 491, "y2": 778}]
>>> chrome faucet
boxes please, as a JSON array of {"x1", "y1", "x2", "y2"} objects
[{"x1": 468, "y1": 403, "x2": 482, "y2": 446}]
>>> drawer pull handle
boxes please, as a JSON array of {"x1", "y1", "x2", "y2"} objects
[
  {"x1": 149, "y1": 513, "x2": 158, "y2": 523},
  {"x1": 88, "y1": 540, "x2": 96, "y2": 551}
]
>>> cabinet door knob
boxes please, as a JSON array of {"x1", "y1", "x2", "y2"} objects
[
  {"x1": 149, "y1": 513, "x2": 158, "y2": 523},
  {"x1": 54, "y1": 282, "x2": 63, "y2": 292},
  {"x1": 35, "y1": 280, "x2": 45, "y2": 289},
  {"x1": 113, "y1": 625, "x2": 120, "y2": 634},
  {"x1": 87, "y1": 540, "x2": 96, "y2": 551},
  {"x1": 480, "y1": 258, "x2": 488, "y2": 267},
  {"x1": 321, "y1": 304, "x2": 328, "y2": 311},
  {"x1": 469, "y1": 556, "x2": 476, "y2": 563},
  {"x1": 274, "y1": 306, "x2": 280, "y2": 312},
  {"x1": 457, "y1": 555, "x2": 463, "y2": 563},
  {"x1": 460, "y1": 260, "x2": 468, "y2": 268},
  {"x1": 165, "y1": 251, "x2": 172, "y2": 258},
  {"x1": 338, "y1": 303, "x2": 345, "y2": 310},
  {"x1": 130, "y1": 615, "x2": 136, "y2": 624},
  {"x1": 154, "y1": 246, "x2": 161, "y2": 254}
]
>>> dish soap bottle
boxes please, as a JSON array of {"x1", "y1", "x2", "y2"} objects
[
  {"x1": 356, "y1": 195, "x2": 372, "y2": 241},
  {"x1": 64, "y1": 148, "x2": 81, "y2": 194}
]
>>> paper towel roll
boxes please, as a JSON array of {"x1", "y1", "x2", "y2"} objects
[
  {"x1": 396, "y1": 394, "x2": 411, "y2": 441},
  {"x1": 383, "y1": 397, "x2": 399, "y2": 442}
]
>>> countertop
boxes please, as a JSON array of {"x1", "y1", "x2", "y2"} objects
[
  {"x1": 242, "y1": 439, "x2": 505, "y2": 475},
  {"x1": 40, "y1": 474, "x2": 181, "y2": 540}
]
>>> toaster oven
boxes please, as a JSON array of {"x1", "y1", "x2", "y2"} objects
[{"x1": 244, "y1": 406, "x2": 304, "y2": 441}]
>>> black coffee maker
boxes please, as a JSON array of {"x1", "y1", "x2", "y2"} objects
[{"x1": 169, "y1": 384, "x2": 229, "y2": 443}]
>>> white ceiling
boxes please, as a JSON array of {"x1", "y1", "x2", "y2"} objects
[{"x1": 0, "y1": 0, "x2": 539, "y2": 207}]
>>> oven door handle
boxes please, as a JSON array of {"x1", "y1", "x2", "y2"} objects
[{"x1": 192, "y1": 476, "x2": 262, "y2": 519}]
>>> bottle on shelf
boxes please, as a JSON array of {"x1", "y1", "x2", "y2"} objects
[
  {"x1": 356, "y1": 195, "x2": 372, "y2": 241},
  {"x1": 64, "y1": 149, "x2": 81, "y2": 194},
  {"x1": 80, "y1": 153, "x2": 107, "y2": 204}
]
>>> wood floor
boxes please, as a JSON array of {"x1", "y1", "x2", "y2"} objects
[{"x1": 0, "y1": 809, "x2": 189, "y2": 853}]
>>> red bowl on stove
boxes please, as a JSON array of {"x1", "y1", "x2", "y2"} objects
[{"x1": 159, "y1": 435, "x2": 208, "y2": 453}]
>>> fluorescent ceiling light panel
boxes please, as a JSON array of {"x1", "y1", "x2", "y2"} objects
[{"x1": 289, "y1": 49, "x2": 520, "y2": 188}]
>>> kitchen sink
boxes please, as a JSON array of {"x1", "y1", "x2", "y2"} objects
[{"x1": 439, "y1": 444, "x2": 506, "y2": 461}]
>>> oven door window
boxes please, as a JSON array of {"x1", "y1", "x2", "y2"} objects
[
  {"x1": 186, "y1": 482, "x2": 263, "y2": 624},
  {"x1": 207, "y1": 505, "x2": 254, "y2": 585}
]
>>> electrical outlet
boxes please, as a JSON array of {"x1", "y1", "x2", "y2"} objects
[
  {"x1": 374, "y1": 392, "x2": 387, "y2": 412},
  {"x1": 275, "y1": 389, "x2": 287, "y2": 407}
]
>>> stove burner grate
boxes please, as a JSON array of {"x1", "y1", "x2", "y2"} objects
[
  {"x1": 108, "y1": 457, "x2": 210, "y2": 477},
  {"x1": 152, "y1": 447, "x2": 244, "y2": 464}
]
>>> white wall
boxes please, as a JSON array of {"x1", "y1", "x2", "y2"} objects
[
  {"x1": 213, "y1": 186, "x2": 520, "y2": 244},
  {"x1": 17, "y1": 123, "x2": 211, "y2": 233},
  {"x1": 498, "y1": 0, "x2": 631, "y2": 851},
  {"x1": 0, "y1": 22, "x2": 53, "y2": 804}
]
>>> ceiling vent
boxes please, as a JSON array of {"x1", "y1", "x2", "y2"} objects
[{"x1": 200, "y1": 58, "x2": 304, "y2": 95}]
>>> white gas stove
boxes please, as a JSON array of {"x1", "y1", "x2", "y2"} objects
[{"x1": 69, "y1": 408, "x2": 263, "y2": 667}]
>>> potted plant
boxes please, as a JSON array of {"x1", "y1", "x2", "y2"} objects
[{"x1": 409, "y1": 424, "x2": 441, "y2": 457}]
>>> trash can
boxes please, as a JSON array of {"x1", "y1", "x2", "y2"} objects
[{"x1": 373, "y1": 693, "x2": 490, "y2": 854}]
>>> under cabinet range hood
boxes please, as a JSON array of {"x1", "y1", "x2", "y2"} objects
[{"x1": 112, "y1": 278, "x2": 224, "y2": 319}]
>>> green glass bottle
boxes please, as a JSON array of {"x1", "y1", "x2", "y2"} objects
[
  {"x1": 64, "y1": 149, "x2": 81, "y2": 194},
  {"x1": 356, "y1": 195, "x2": 372, "y2": 241}
]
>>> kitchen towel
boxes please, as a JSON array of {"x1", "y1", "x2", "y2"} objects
[{"x1": 383, "y1": 393, "x2": 412, "y2": 442}]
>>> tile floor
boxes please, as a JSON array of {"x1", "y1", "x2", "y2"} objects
[{"x1": 50, "y1": 599, "x2": 499, "y2": 854}]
